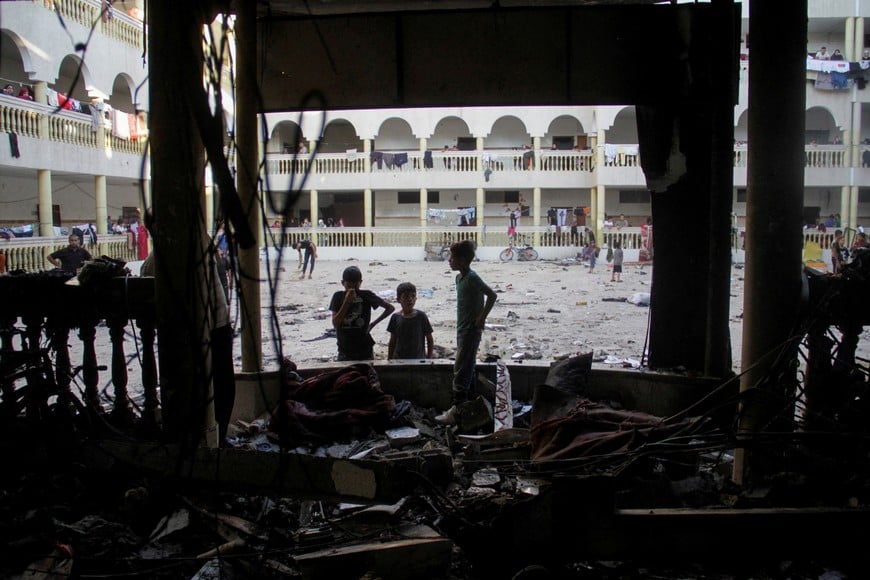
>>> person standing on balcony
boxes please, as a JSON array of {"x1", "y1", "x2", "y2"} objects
[
  {"x1": 48, "y1": 234, "x2": 92, "y2": 274},
  {"x1": 295, "y1": 239, "x2": 317, "y2": 279},
  {"x1": 17, "y1": 86, "x2": 33, "y2": 100},
  {"x1": 2, "y1": 84, "x2": 13, "y2": 96},
  {"x1": 831, "y1": 49, "x2": 845, "y2": 61},
  {"x1": 814, "y1": 46, "x2": 830, "y2": 60}
]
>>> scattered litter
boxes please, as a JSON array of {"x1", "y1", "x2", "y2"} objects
[
  {"x1": 472, "y1": 468, "x2": 501, "y2": 487},
  {"x1": 628, "y1": 292, "x2": 651, "y2": 306},
  {"x1": 385, "y1": 426, "x2": 421, "y2": 447}
]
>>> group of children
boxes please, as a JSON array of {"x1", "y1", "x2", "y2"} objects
[
  {"x1": 578, "y1": 239, "x2": 624, "y2": 280},
  {"x1": 328, "y1": 240, "x2": 497, "y2": 423}
]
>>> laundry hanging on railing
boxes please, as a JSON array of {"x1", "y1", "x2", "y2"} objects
[
  {"x1": 89, "y1": 101, "x2": 113, "y2": 131},
  {"x1": 370, "y1": 151, "x2": 409, "y2": 170},
  {"x1": 111, "y1": 109, "x2": 131, "y2": 140},
  {"x1": 426, "y1": 207, "x2": 475, "y2": 225}
]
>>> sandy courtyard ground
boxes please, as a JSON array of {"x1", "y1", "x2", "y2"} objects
[{"x1": 244, "y1": 256, "x2": 748, "y2": 372}]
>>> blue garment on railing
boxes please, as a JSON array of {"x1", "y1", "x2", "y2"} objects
[
  {"x1": 395, "y1": 152, "x2": 408, "y2": 167},
  {"x1": 370, "y1": 151, "x2": 383, "y2": 169},
  {"x1": 423, "y1": 150, "x2": 433, "y2": 168}
]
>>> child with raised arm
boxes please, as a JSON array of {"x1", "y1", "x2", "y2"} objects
[
  {"x1": 436, "y1": 240, "x2": 497, "y2": 424},
  {"x1": 329, "y1": 265, "x2": 395, "y2": 361},
  {"x1": 387, "y1": 282, "x2": 434, "y2": 360}
]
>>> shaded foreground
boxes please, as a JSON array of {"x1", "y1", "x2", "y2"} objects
[{"x1": 3, "y1": 351, "x2": 870, "y2": 579}]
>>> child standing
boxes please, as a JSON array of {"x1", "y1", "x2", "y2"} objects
[
  {"x1": 610, "y1": 239, "x2": 624, "y2": 282},
  {"x1": 436, "y1": 240, "x2": 497, "y2": 424},
  {"x1": 329, "y1": 265, "x2": 395, "y2": 361},
  {"x1": 387, "y1": 282, "x2": 434, "y2": 359}
]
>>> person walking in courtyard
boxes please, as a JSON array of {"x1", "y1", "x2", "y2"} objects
[
  {"x1": 436, "y1": 240, "x2": 497, "y2": 425},
  {"x1": 387, "y1": 282, "x2": 434, "y2": 360},
  {"x1": 295, "y1": 238, "x2": 317, "y2": 279},
  {"x1": 610, "y1": 239, "x2": 624, "y2": 282},
  {"x1": 588, "y1": 239, "x2": 599, "y2": 273},
  {"x1": 329, "y1": 265, "x2": 394, "y2": 361}
]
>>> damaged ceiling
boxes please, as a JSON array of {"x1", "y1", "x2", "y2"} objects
[{"x1": 254, "y1": 0, "x2": 737, "y2": 111}]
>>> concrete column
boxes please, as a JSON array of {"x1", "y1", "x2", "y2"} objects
[
  {"x1": 364, "y1": 189, "x2": 373, "y2": 246},
  {"x1": 851, "y1": 185, "x2": 859, "y2": 230},
  {"x1": 364, "y1": 139, "x2": 372, "y2": 173},
  {"x1": 533, "y1": 187, "x2": 541, "y2": 246},
  {"x1": 855, "y1": 17, "x2": 865, "y2": 61},
  {"x1": 34, "y1": 81, "x2": 49, "y2": 139},
  {"x1": 142, "y1": 179, "x2": 152, "y2": 214},
  {"x1": 846, "y1": 17, "x2": 856, "y2": 62},
  {"x1": 95, "y1": 175, "x2": 108, "y2": 235},
  {"x1": 594, "y1": 184, "x2": 606, "y2": 242},
  {"x1": 735, "y1": 0, "x2": 807, "y2": 485},
  {"x1": 310, "y1": 190, "x2": 319, "y2": 225},
  {"x1": 38, "y1": 169, "x2": 53, "y2": 237},
  {"x1": 843, "y1": 128, "x2": 853, "y2": 167},
  {"x1": 477, "y1": 137, "x2": 484, "y2": 171},
  {"x1": 533, "y1": 136, "x2": 541, "y2": 169},
  {"x1": 851, "y1": 100, "x2": 862, "y2": 168},
  {"x1": 32, "y1": 81, "x2": 47, "y2": 104},
  {"x1": 204, "y1": 166, "x2": 214, "y2": 234},
  {"x1": 596, "y1": 128, "x2": 606, "y2": 167},
  {"x1": 420, "y1": 188, "x2": 428, "y2": 247},
  {"x1": 476, "y1": 187, "x2": 484, "y2": 245},
  {"x1": 235, "y1": 0, "x2": 262, "y2": 372},
  {"x1": 840, "y1": 186, "x2": 851, "y2": 230}
]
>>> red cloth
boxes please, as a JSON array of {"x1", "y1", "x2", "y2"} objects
[
  {"x1": 269, "y1": 358, "x2": 396, "y2": 443},
  {"x1": 57, "y1": 93, "x2": 74, "y2": 110},
  {"x1": 531, "y1": 397, "x2": 706, "y2": 463},
  {"x1": 137, "y1": 229, "x2": 149, "y2": 260}
]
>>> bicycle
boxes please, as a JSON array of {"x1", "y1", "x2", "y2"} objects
[{"x1": 499, "y1": 236, "x2": 539, "y2": 262}]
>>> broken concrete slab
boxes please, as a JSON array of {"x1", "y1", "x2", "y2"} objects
[
  {"x1": 85, "y1": 440, "x2": 453, "y2": 503},
  {"x1": 293, "y1": 524, "x2": 451, "y2": 580}
]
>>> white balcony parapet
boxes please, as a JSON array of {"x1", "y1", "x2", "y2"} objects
[
  {"x1": 0, "y1": 227, "x2": 834, "y2": 273},
  {"x1": 0, "y1": 96, "x2": 147, "y2": 155},
  {"x1": 42, "y1": 0, "x2": 145, "y2": 51}
]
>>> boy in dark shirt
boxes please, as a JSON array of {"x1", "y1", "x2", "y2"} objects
[
  {"x1": 329, "y1": 265, "x2": 394, "y2": 360},
  {"x1": 48, "y1": 234, "x2": 92, "y2": 273},
  {"x1": 387, "y1": 282, "x2": 434, "y2": 360}
]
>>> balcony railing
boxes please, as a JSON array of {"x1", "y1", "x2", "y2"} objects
[
  {"x1": 7, "y1": 225, "x2": 839, "y2": 275},
  {"x1": 0, "y1": 96, "x2": 148, "y2": 157},
  {"x1": 733, "y1": 143, "x2": 853, "y2": 168},
  {"x1": 42, "y1": 0, "x2": 145, "y2": 51},
  {"x1": 1, "y1": 236, "x2": 138, "y2": 273}
]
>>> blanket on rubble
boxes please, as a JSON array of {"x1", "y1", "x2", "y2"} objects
[{"x1": 269, "y1": 358, "x2": 396, "y2": 443}]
